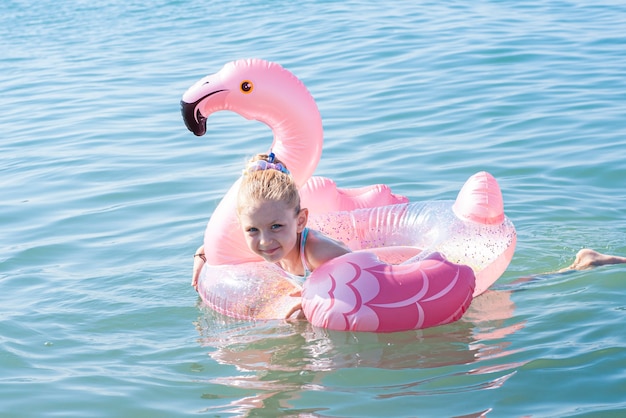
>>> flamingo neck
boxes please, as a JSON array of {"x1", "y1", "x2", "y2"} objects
[{"x1": 253, "y1": 94, "x2": 324, "y2": 188}]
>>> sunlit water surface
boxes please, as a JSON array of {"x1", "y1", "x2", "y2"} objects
[{"x1": 2, "y1": 1, "x2": 625, "y2": 416}]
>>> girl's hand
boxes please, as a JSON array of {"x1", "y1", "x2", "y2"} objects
[
  {"x1": 191, "y1": 245, "x2": 205, "y2": 292},
  {"x1": 285, "y1": 303, "x2": 306, "y2": 319},
  {"x1": 285, "y1": 289, "x2": 306, "y2": 319}
]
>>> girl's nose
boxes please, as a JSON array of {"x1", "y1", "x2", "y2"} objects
[{"x1": 258, "y1": 231, "x2": 272, "y2": 246}]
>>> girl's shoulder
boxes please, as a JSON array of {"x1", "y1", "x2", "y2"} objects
[{"x1": 304, "y1": 229, "x2": 351, "y2": 270}]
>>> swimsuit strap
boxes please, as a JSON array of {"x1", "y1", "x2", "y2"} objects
[{"x1": 299, "y1": 227, "x2": 312, "y2": 277}]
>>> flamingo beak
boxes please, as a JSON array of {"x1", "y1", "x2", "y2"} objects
[{"x1": 180, "y1": 99, "x2": 207, "y2": 136}]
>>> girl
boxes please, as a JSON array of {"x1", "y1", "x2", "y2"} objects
[{"x1": 235, "y1": 152, "x2": 351, "y2": 282}]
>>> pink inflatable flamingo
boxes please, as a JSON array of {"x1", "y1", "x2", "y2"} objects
[{"x1": 181, "y1": 59, "x2": 516, "y2": 332}]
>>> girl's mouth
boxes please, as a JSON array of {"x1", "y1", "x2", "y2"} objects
[{"x1": 260, "y1": 247, "x2": 280, "y2": 258}]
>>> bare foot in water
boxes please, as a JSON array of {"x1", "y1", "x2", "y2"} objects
[{"x1": 561, "y1": 248, "x2": 626, "y2": 271}]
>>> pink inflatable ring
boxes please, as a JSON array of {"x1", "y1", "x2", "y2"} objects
[{"x1": 181, "y1": 59, "x2": 516, "y2": 332}]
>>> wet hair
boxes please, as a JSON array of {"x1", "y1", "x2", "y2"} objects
[{"x1": 237, "y1": 153, "x2": 301, "y2": 215}]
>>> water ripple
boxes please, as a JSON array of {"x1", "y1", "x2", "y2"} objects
[{"x1": 2, "y1": 0, "x2": 626, "y2": 416}]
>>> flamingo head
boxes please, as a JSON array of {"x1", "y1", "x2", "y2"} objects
[
  {"x1": 181, "y1": 58, "x2": 315, "y2": 136},
  {"x1": 180, "y1": 58, "x2": 323, "y2": 186}
]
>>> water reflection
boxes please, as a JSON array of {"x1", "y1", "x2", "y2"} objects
[
  {"x1": 196, "y1": 288, "x2": 525, "y2": 368},
  {"x1": 193, "y1": 287, "x2": 528, "y2": 415}
]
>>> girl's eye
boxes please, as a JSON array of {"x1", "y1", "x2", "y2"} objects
[
  {"x1": 271, "y1": 224, "x2": 282, "y2": 230},
  {"x1": 246, "y1": 227, "x2": 258, "y2": 233}
]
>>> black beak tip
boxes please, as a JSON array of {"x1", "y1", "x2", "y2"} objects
[{"x1": 180, "y1": 100, "x2": 207, "y2": 137}]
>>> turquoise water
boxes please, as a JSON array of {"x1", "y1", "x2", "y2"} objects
[{"x1": 2, "y1": 0, "x2": 626, "y2": 416}]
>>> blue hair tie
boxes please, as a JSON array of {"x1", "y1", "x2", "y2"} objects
[{"x1": 244, "y1": 156, "x2": 290, "y2": 175}]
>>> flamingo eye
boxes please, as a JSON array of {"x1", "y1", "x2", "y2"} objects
[{"x1": 240, "y1": 80, "x2": 253, "y2": 94}]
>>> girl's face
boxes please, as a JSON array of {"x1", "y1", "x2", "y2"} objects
[{"x1": 238, "y1": 199, "x2": 308, "y2": 265}]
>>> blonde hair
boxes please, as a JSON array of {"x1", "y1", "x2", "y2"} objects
[{"x1": 237, "y1": 153, "x2": 301, "y2": 215}]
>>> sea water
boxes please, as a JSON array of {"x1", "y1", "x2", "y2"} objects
[{"x1": 1, "y1": 0, "x2": 625, "y2": 416}]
